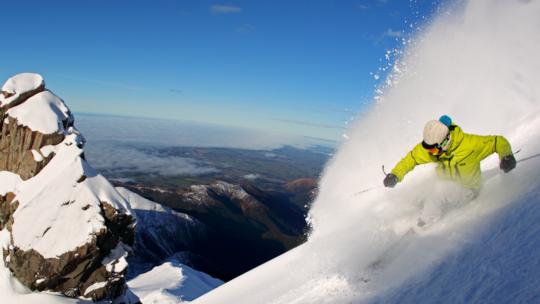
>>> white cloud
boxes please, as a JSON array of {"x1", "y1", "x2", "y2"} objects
[
  {"x1": 236, "y1": 24, "x2": 255, "y2": 33},
  {"x1": 210, "y1": 4, "x2": 242, "y2": 14},
  {"x1": 383, "y1": 28, "x2": 404, "y2": 38},
  {"x1": 243, "y1": 174, "x2": 260, "y2": 180}
]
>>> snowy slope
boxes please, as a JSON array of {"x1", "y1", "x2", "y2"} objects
[
  {"x1": 0, "y1": 172, "x2": 22, "y2": 195},
  {"x1": 193, "y1": 1, "x2": 540, "y2": 303},
  {"x1": 128, "y1": 258, "x2": 223, "y2": 304},
  {"x1": 371, "y1": 184, "x2": 540, "y2": 304}
]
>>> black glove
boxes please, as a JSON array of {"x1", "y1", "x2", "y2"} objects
[
  {"x1": 500, "y1": 155, "x2": 516, "y2": 173},
  {"x1": 383, "y1": 173, "x2": 399, "y2": 188}
]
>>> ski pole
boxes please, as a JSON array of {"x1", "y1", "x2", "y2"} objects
[
  {"x1": 382, "y1": 165, "x2": 389, "y2": 176},
  {"x1": 517, "y1": 152, "x2": 540, "y2": 164},
  {"x1": 352, "y1": 165, "x2": 388, "y2": 196},
  {"x1": 353, "y1": 185, "x2": 382, "y2": 196}
]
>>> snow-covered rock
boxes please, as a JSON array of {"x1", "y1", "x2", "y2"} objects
[
  {"x1": 0, "y1": 229, "x2": 89, "y2": 304},
  {"x1": 128, "y1": 257, "x2": 223, "y2": 304},
  {"x1": 6, "y1": 90, "x2": 73, "y2": 135},
  {"x1": 0, "y1": 73, "x2": 136, "y2": 301},
  {"x1": 0, "y1": 73, "x2": 45, "y2": 109}
]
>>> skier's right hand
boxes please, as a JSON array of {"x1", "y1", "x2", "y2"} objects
[
  {"x1": 500, "y1": 155, "x2": 516, "y2": 173},
  {"x1": 383, "y1": 173, "x2": 398, "y2": 188}
]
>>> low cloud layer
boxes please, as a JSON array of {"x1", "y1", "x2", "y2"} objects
[
  {"x1": 85, "y1": 142, "x2": 218, "y2": 177},
  {"x1": 75, "y1": 114, "x2": 334, "y2": 179}
]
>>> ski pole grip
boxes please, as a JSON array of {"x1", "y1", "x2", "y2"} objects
[{"x1": 382, "y1": 165, "x2": 388, "y2": 176}]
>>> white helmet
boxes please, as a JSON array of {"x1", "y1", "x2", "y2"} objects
[{"x1": 423, "y1": 120, "x2": 450, "y2": 147}]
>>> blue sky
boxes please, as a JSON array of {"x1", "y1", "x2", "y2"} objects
[{"x1": 0, "y1": 0, "x2": 441, "y2": 142}]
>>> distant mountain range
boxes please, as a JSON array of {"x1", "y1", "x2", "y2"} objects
[
  {"x1": 117, "y1": 177, "x2": 318, "y2": 282},
  {"x1": 103, "y1": 144, "x2": 329, "y2": 281}
]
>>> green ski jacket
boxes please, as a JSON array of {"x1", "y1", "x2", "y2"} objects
[{"x1": 391, "y1": 125, "x2": 513, "y2": 190}]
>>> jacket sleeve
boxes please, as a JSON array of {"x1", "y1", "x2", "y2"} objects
[
  {"x1": 472, "y1": 134, "x2": 513, "y2": 161},
  {"x1": 391, "y1": 144, "x2": 434, "y2": 182}
]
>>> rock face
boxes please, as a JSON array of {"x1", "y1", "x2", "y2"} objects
[
  {"x1": 115, "y1": 187, "x2": 207, "y2": 278},
  {"x1": 0, "y1": 117, "x2": 64, "y2": 180},
  {"x1": 0, "y1": 73, "x2": 136, "y2": 302}
]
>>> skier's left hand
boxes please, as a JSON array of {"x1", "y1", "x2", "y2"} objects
[
  {"x1": 500, "y1": 155, "x2": 516, "y2": 173},
  {"x1": 383, "y1": 173, "x2": 398, "y2": 188}
]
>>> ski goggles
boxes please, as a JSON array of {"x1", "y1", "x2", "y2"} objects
[{"x1": 422, "y1": 135, "x2": 450, "y2": 155}]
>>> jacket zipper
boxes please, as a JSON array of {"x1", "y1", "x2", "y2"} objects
[
  {"x1": 455, "y1": 150, "x2": 475, "y2": 179},
  {"x1": 446, "y1": 156, "x2": 454, "y2": 178}
]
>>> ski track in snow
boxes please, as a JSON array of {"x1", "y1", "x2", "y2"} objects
[{"x1": 194, "y1": 0, "x2": 540, "y2": 303}]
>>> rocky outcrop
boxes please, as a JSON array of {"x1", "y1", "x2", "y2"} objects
[
  {"x1": 0, "y1": 73, "x2": 70, "y2": 180},
  {"x1": 0, "y1": 73, "x2": 136, "y2": 302}
]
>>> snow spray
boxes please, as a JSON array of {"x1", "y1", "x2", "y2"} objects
[{"x1": 306, "y1": 0, "x2": 540, "y2": 300}]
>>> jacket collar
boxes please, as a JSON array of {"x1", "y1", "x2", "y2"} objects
[
  {"x1": 449, "y1": 125, "x2": 464, "y2": 150},
  {"x1": 441, "y1": 124, "x2": 464, "y2": 157}
]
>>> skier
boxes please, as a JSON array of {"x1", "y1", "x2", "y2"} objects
[{"x1": 383, "y1": 115, "x2": 516, "y2": 226}]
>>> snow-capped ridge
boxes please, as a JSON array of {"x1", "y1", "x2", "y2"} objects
[
  {"x1": 128, "y1": 256, "x2": 223, "y2": 304},
  {"x1": 117, "y1": 187, "x2": 195, "y2": 222},
  {"x1": 185, "y1": 181, "x2": 256, "y2": 207}
]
